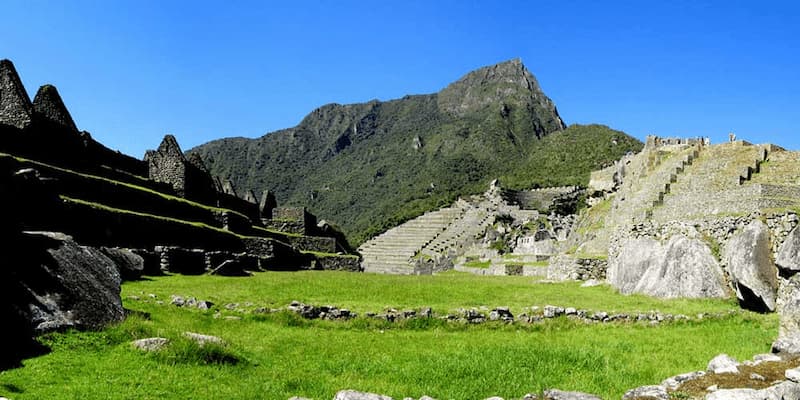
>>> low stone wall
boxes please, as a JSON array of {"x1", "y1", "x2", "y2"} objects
[
  {"x1": 312, "y1": 254, "x2": 361, "y2": 272},
  {"x1": 287, "y1": 236, "x2": 337, "y2": 253},
  {"x1": 547, "y1": 255, "x2": 607, "y2": 281}
]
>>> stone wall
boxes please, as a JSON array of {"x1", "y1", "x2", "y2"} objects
[
  {"x1": 501, "y1": 186, "x2": 582, "y2": 213},
  {"x1": 645, "y1": 135, "x2": 708, "y2": 149},
  {"x1": 611, "y1": 212, "x2": 799, "y2": 261},
  {"x1": 547, "y1": 255, "x2": 607, "y2": 281},
  {"x1": 272, "y1": 207, "x2": 317, "y2": 234},
  {"x1": 146, "y1": 135, "x2": 190, "y2": 197},
  {"x1": 0, "y1": 59, "x2": 33, "y2": 129},
  {"x1": 312, "y1": 254, "x2": 361, "y2": 272},
  {"x1": 263, "y1": 219, "x2": 306, "y2": 235},
  {"x1": 287, "y1": 235, "x2": 337, "y2": 254},
  {"x1": 32, "y1": 84, "x2": 77, "y2": 132}
]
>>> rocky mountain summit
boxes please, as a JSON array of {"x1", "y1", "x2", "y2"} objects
[{"x1": 190, "y1": 59, "x2": 637, "y2": 244}]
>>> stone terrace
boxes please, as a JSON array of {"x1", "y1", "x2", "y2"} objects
[
  {"x1": 0, "y1": 59, "x2": 358, "y2": 275},
  {"x1": 359, "y1": 205, "x2": 466, "y2": 274},
  {"x1": 607, "y1": 142, "x2": 702, "y2": 227},
  {"x1": 652, "y1": 141, "x2": 800, "y2": 222}
]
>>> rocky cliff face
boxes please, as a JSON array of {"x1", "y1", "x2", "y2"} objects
[
  {"x1": 437, "y1": 58, "x2": 564, "y2": 136},
  {"x1": 190, "y1": 60, "x2": 635, "y2": 244}
]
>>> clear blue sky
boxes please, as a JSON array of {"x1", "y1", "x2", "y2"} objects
[{"x1": 2, "y1": 1, "x2": 798, "y2": 157}]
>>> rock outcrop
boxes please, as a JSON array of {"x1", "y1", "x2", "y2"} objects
[
  {"x1": 777, "y1": 225, "x2": 800, "y2": 273},
  {"x1": 724, "y1": 220, "x2": 778, "y2": 311},
  {"x1": 0, "y1": 231, "x2": 125, "y2": 369},
  {"x1": 609, "y1": 235, "x2": 729, "y2": 298},
  {"x1": 777, "y1": 274, "x2": 800, "y2": 346}
]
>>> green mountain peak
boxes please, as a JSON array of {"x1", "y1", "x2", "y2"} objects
[{"x1": 189, "y1": 61, "x2": 640, "y2": 245}]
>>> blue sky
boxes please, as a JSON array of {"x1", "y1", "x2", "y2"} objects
[{"x1": 1, "y1": 1, "x2": 798, "y2": 157}]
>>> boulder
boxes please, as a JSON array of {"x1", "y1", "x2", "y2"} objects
[
  {"x1": 762, "y1": 381, "x2": 800, "y2": 399},
  {"x1": 777, "y1": 274, "x2": 800, "y2": 342},
  {"x1": 131, "y1": 337, "x2": 169, "y2": 352},
  {"x1": 333, "y1": 390, "x2": 393, "y2": 400},
  {"x1": 541, "y1": 389, "x2": 601, "y2": 400},
  {"x1": 704, "y1": 389, "x2": 760, "y2": 400},
  {"x1": 610, "y1": 235, "x2": 728, "y2": 299},
  {"x1": 100, "y1": 247, "x2": 145, "y2": 281},
  {"x1": 707, "y1": 354, "x2": 740, "y2": 374},
  {"x1": 10, "y1": 232, "x2": 124, "y2": 332},
  {"x1": 621, "y1": 385, "x2": 668, "y2": 400},
  {"x1": 777, "y1": 225, "x2": 800, "y2": 273},
  {"x1": 786, "y1": 367, "x2": 800, "y2": 383},
  {"x1": 771, "y1": 334, "x2": 800, "y2": 355},
  {"x1": 724, "y1": 220, "x2": 778, "y2": 312},
  {"x1": 607, "y1": 237, "x2": 663, "y2": 294},
  {"x1": 0, "y1": 231, "x2": 124, "y2": 369}
]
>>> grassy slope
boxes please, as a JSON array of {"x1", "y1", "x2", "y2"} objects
[{"x1": 0, "y1": 272, "x2": 776, "y2": 400}]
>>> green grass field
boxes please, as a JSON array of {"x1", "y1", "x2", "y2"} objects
[{"x1": 0, "y1": 272, "x2": 778, "y2": 400}]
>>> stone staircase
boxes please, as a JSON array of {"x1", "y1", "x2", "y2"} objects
[
  {"x1": 608, "y1": 144, "x2": 701, "y2": 227},
  {"x1": 418, "y1": 202, "x2": 494, "y2": 261},
  {"x1": 652, "y1": 142, "x2": 770, "y2": 222},
  {"x1": 358, "y1": 205, "x2": 466, "y2": 274}
]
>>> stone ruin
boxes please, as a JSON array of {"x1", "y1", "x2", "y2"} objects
[
  {"x1": 0, "y1": 59, "x2": 360, "y2": 369},
  {"x1": 0, "y1": 59, "x2": 33, "y2": 129},
  {"x1": 360, "y1": 179, "x2": 579, "y2": 276}
]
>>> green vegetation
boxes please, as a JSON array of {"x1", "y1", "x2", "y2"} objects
[
  {"x1": 191, "y1": 61, "x2": 642, "y2": 246},
  {"x1": 463, "y1": 260, "x2": 492, "y2": 269},
  {"x1": 0, "y1": 272, "x2": 776, "y2": 399},
  {"x1": 125, "y1": 271, "x2": 742, "y2": 319}
]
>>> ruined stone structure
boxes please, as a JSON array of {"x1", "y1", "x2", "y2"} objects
[
  {"x1": 359, "y1": 180, "x2": 574, "y2": 276},
  {"x1": 0, "y1": 59, "x2": 360, "y2": 362},
  {"x1": 32, "y1": 84, "x2": 78, "y2": 132},
  {"x1": 501, "y1": 185, "x2": 584, "y2": 214},
  {"x1": 144, "y1": 134, "x2": 220, "y2": 203},
  {"x1": 562, "y1": 134, "x2": 800, "y2": 315},
  {"x1": 0, "y1": 59, "x2": 33, "y2": 129}
]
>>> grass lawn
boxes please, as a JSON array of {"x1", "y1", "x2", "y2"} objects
[{"x1": 0, "y1": 271, "x2": 778, "y2": 400}]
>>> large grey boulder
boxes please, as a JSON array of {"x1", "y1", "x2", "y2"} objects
[
  {"x1": 608, "y1": 238, "x2": 663, "y2": 294},
  {"x1": 19, "y1": 232, "x2": 125, "y2": 332},
  {"x1": 724, "y1": 220, "x2": 778, "y2": 311},
  {"x1": 1, "y1": 231, "x2": 125, "y2": 369},
  {"x1": 707, "y1": 354, "x2": 740, "y2": 374},
  {"x1": 763, "y1": 380, "x2": 800, "y2": 399},
  {"x1": 609, "y1": 235, "x2": 729, "y2": 299},
  {"x1": 772, "y1": 334, "x2": 800, "y2": 355},
  {"x1": 776, "y1": 274, "x2": 800, "y2": 347},
  {"x1": 705, "y1": 389, "x2": 761, "y2": 400},
  {"x1": 333, "y1": 390, "x2": 393, "y2": 400},
  {"x1": 777, "y1": 225, "x2": 800, "y2": 272},
  {"x1": 100, "y1": 247, "x2": 144, "y2": 281}
]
